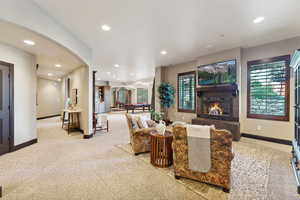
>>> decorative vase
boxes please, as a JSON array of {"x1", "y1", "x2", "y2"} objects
[{"x1": 156, "y1": 120, "x2": 166, "y2": 135}]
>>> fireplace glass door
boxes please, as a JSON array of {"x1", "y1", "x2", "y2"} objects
[{"x1": 201, "y1": 96, "x2": 232, "y2": 117}]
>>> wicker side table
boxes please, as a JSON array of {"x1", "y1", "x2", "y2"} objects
[{"x1": 150, "y1": 130, "x2": 173, "y2": 168}]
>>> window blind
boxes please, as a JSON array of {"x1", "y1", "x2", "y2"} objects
[
  {"x1": 248, "y1": 55, "x2": 290, "y2": 120},
  {"x1": 178, "y1": 72, "x2": 195, "y2": 111}
]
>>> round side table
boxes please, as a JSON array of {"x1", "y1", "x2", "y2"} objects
[{"x1": 150, "y1": 130, "x2": 173, "y2": 168}]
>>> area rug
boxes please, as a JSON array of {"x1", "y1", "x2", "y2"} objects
[{"x1": 116, "y1": 141, "x2": 298, "y2": 200}]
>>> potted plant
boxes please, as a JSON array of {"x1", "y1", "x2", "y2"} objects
[
  {"x1": 150, "y1": 109, "x2": 163, "y2": 122},
  {"x1": 158, "y1": 82, "x2": 175, "y2": 123}
]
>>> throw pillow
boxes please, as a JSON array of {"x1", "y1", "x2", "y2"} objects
[
  {"x1": 135, "y1": 116, "x2": 145, "y2": 129},
  {"x1": 139, "y1": 115, "x2": 149, "y2": 128},
  {"x1": 131, "y1": 117, "x2": 139, "y2": 130},
  {"x1": 146, "y1": 120, "x2": 156, "y2": 128}
]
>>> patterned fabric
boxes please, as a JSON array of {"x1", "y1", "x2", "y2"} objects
[
  {"x1": 146, "y1": 120, "x2": 157, "y2": 128},
  {"x1": 125, "y1": 114, "x2": 157, "y2": 154},
  {"x1": 172, "y1": 124, "x2": 234, "y2": 190},
  {"x1": 136, "y1": 117, "x2": 144, "y2": 129},
  {"x1": 131, "y1": 117, "x2": 139, "y2": 130}
]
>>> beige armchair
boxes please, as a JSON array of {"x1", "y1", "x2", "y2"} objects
[
  {"x1": 172, "y1": 124, "x2": 234, "y2": 192},
  {"x1": 125, "y1": 114, "x2": 157, "y2": 155}
]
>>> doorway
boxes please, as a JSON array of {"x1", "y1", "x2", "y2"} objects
[{"x1": 0, "y1": 61, "x2": 13, "y2": 155}]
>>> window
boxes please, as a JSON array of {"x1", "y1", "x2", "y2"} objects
[
  {"x1": 247, "y1": 55, "x2": 290, "y2": 121},
  {"x1": 118, "y1": 88, "x2": 126, "y2": 104},
  {"x1": 137, "y1": 88, "x2": 148, "y2": 104},
  {"x1": 178, "y1": 71, "x2": 196, "y2": 112}
]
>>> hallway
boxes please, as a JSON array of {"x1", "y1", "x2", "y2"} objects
[{"x1": 0, "y1": 115, "x2": 201, "y2": 200}]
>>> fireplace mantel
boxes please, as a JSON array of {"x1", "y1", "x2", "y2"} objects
[{"x1": 196, "y1": 83, "x2": 238, "y2": 94}]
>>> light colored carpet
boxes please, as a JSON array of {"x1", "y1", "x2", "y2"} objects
[
  {"x1": 0, "y1": 114, "x2": 204, "y2": 200},
  {"x1": 0, "y1": 114, "x2": 298, "y2": 200},
  {"x1": 116, "y1": 140, "x2": 299, "y2": 200}
]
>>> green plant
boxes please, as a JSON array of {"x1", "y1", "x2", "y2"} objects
[
  {"x1": 150, "y1": 109, "x2": 163, "y2": 121},
  {"x1": 158, "y1": 82, "x2": 175, "y2": 119}
]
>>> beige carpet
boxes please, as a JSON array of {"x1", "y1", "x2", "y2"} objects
[
  {"x1": 116, "y1": 140, "x2": 299, "y2": 200},
  {"x1": 0, "y1": 115, "x2": 204, "y2": 200},
  {"x1": 0, "y1": 114, "x2": 298, "y2": 200}
]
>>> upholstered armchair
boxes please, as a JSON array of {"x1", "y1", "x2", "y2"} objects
[
  {"x1": 172, "y1": 124, "x2": 234, "y2": 192},
  {"x1": 125, "y1": 114, "x2": 157, "y2": 155}
]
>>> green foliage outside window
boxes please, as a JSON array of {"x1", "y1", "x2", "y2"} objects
[
  {"x1": 178, "y1": 73, "x2": 195, "y2": 111},
  {"x1": 249, "y1": 60, "x2": 287, "y2": 117}
]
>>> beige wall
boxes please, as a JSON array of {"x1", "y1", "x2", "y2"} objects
[
  {"x1": 160, "y1": 37, "x2": 300, "y2": 141},
  {"x1": 165, "y1": 48, "x2": 241, "y2": 123},
  {"x1": 37, "y1": 78, "x2": 62, "y2": 118},
  {"x1": 240, "y1": 37, "x2": 300, "y2": 140},
  {"x1": 61, "y1": 66, "x2": 89, "y2": 135},
  {"x1": 0, "y1": 42, "x2": 37, "y2": 145}
]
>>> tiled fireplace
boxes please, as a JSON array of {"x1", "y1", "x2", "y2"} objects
[{"x1": 192, "y1": 84, "x2": 241, "y2": 141}]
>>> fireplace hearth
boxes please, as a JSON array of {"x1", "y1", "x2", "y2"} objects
[{"x1": 192, "y1": 84, "x2": 240, "y2": 141}]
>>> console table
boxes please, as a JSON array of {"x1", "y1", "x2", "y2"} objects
[{"x1": 62, "y1": 109, "x2": 82, "y2": 134}]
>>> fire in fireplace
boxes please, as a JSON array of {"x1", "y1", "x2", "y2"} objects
[{"x1": 209, "y1": 103, "x2": 223, "y2": 115}]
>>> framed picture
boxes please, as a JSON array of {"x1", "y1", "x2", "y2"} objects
[{"x1": 71, "y1": 88, "x2": 78, "y2": 105}]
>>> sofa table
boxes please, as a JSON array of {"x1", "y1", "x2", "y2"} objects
[
  {"x1": 62, "y1": 109, "x2": 82, "y2": 134},
  {"x1": 150, "y1": 130, "x2": 173, "y2": 168}
]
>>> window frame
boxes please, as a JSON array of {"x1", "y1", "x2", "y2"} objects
[
  {"x1": 177, "y1": 71, "x2": 196, "y2": 113},
  {"x1": 247, "y1": 55, "x2": 290, "y2": 121}
]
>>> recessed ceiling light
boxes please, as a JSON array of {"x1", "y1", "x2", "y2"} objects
[
  {"x1": 114, "y1": 64, "x2": 120, "y2": 68},
  {"x1": 107, "y1": 72, "x2": 111, "y2": 75},
  {"x1": 55, "y1": 64, "x2": 62, "y2": 67},
  {"x1": 23, "y1": 40, "x2": 35, "y2": 46},
  {"x1": 48, "y1": 73, "x2": 53, "y2": 76},
  {"x1": 160, "y1": 50, "x2": 167, "y2": 55},
  {"x1": 97, "y1": 78, "x2": 101, "y2": 81},
  {"x1": 57, "y1": 78, "x2": 61, "y2": 81},
  {"x1": 253, "y1": 16, "x2": 265, "y2": 24},
  {"x1": 101, "y1": 25, "x2": 111, "y2": 31}
]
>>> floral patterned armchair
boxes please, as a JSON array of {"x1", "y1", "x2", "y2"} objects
[
  {"x1": 125, "y1": 114, "x2": 157, "y2": 155},
  {"x1": 172, "y1": 124, "x2": 234, "y2": 192}
]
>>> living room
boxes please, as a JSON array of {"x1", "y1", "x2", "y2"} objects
[
  {"x1": 121, "y1": 37, "x2": 299, "y2": 199},
  {"x1": 1, "y1": 0, "x2": 300, "y2": 199}
]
